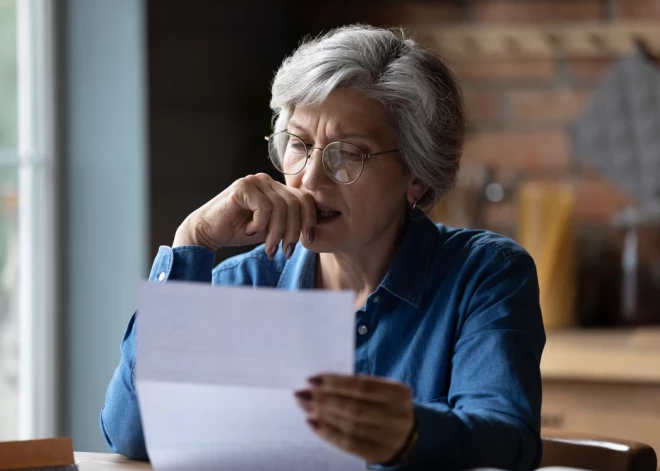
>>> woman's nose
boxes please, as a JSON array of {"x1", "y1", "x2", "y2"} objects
[{"x1": 302, "y1": 147, "x2": 331, "y2": 189}]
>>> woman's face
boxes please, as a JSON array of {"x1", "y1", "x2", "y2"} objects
[{"x1": 285, "y1": 88, "x2": 417, "y2": 253}]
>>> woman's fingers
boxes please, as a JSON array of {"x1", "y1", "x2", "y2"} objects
[
  {"x1": 309, "y1": 373, "x2": 413, "y2": 405},
  {"x1": 234, "y1": 184, "x2": 272, "y2": 236},
  {"x1": 251, "y1": 181, "x2": 288, "y2": 259},
  {"x1": 316, "y1": 408, "x2": 404, "y2": 449},
  {"x1": 295, "y1": 389, "x2": 409, "y2": 442},
  {"x1": 174, "y1": 173, "x2": 316, "y2": 252},
  {"x1": 306, "y1": 417, "x2": 395, "y2": 465},
  {"x1": 294, "y1": 189, "x2": 318, "y2": 244},
  {"x1": 295, "y1": 375, "x2": 416, "y2": 464},
  {"x1": 306, "y1": 390, "x2": 402, "y2": 426},
  {"x1": 200, "y1": 173, "x2": 314, "y2": 255},
  {"x1": 299, "y1": 390, "x2": 407, "y2": 450},
  {"x1": 239, "y1": 174, "x2": 315, "y2": 259},
  {"x1": 269, "y1": 183, "x2": 303, "y2": 259}
]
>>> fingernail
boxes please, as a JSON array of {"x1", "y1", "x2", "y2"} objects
[
  {"x1": 294, "y1": 390, "x2": 312, "y2": 401},
  {"x1": 285, "y1": 244, "x2": 295, "y2": 259},
  {"x1": 245, "y1": 231, "x2": 257, "y2": 236},
  {"x1": 294, "y1": 391, "x2": 313, "y2": 412},
  {"x1": 306, "y1": 227, "x2": 315, "y2": 243},
  {"x1": 308, "y1": 376, "x2": 323, "y2": 387},
  {"x1": 297, "y1": 400, "x2": 312, "y2": 413},
  {"x1": 306, "y1": 418, "x2": 320, "y2": 430},
  {"x1": 268, "y1": 246, "x2": 278, "y2": 259}
]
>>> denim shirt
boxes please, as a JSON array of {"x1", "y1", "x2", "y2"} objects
[{"x1": 101, "y1": 215, "x2": 545, "y2": 470}]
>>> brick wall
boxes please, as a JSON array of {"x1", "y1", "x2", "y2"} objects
[
  {"x1": 343, "y1": 0, "x2": 660, "y2": 232},
  {"x1": 313, "y1": 0, "x2": 660, "y2": 324}
]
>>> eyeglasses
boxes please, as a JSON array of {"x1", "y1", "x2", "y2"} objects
[{"x1": 265, "y1": 131, "x2": 400, "y2": 185}]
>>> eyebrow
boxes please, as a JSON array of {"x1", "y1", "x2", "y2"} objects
[{"x1": 287, "y1": 120, "x2": 378, "y2": 142}]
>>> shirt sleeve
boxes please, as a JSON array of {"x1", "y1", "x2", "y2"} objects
[
  {"x1": 380, "y1": 252, "x2": 545, "y2": 471},
  {"x1": 100, "y1": 245, "x2": 215, "y2": 459}
]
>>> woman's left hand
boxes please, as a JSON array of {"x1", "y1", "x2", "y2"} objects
[{"x1": 294, "y1": 374, "x2": 415, "y2": 464}]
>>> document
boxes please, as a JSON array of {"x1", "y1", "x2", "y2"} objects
[{"x1": 135, "y1": 281, "x2": 365, "y2": 471}]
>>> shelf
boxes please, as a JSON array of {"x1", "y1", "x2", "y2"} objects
[
  {"x1": 541, "y1": 328, "x2": 660, "y2": 384},
  {"x1": 410, "y1": 22, "x2": 660, "y2": 60}
]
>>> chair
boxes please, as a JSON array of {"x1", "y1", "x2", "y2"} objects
[{"x1": 540, "y1": 428, "x2": 657, "y2": 471}]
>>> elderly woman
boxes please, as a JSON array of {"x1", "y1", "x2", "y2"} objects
[{"x1": 101, "y1": 25, "x2": 545, "y2": 470}]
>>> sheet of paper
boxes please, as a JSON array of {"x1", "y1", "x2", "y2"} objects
[{"x1": 135, "y1": 281, "x2": 365, "y2": 471}]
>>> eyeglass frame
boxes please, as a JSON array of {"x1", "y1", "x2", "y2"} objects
[{"x1": 265, "y1": 130, "x2": 400, "y2": 185}]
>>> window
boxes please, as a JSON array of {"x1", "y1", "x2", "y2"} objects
[
  {"x1": 0, "y1": 0, "x2": 19, "y2": 440},
  {"x1": 0, "y1": 0, "x2": 58, "y2": 440}
]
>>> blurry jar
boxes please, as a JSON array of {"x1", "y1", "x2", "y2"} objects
[
  {"x1": 574, "y1": 233, "x2": 621, "y2": 327},
  {"x1": 614, "y1": 206, "x2": 660, "y2": 326}
]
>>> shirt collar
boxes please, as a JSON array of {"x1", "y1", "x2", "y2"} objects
[
  {"x1": 378, "y1": 214, "x2": 438, "y2": 308},
  {"x1": 277, "y1": 214, "x2": 439, "y2": 308}
]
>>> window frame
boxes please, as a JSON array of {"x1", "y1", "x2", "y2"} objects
[{"x1": 16, "y1": 0, "x2": 60, "y2": 439}]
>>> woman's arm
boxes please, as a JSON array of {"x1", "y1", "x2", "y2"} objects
[
  {"x1": 100, "y1": 245, "x2": 215, "y2": 460},
  {"x1": 383, "y1": 252, "x2": 545, "y2": 471},
  {"x1": 101, "y1": 172, "x2": 314, "y2": 459}
]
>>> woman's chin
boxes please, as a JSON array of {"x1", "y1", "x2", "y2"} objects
[{"x1": 299, "y1": 232, "x2": 342, "y2": 254}]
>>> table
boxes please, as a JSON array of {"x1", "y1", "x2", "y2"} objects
[
  {"x1": 541, "y1": 328, "x2": 660, "y2": 383},
  {"x1": 541, "y1": 328, "x2": 660, "y2": 455},
  {"x1": 75, "y1": 452, "x2": 593, "y2": 471},
  {"x1": 75, "y1": 452, "x2": 152, "y2": 471}
]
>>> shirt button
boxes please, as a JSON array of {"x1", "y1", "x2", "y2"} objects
[
  {"x1": 373, "y1": 295, "x2": 380, "y2": 304},
  {"x1": 357, "y1": 325, "x2": 368, "y2": 336},
  {"x1": 158, "y1": 272, "x2": 166, "y2": 282}
]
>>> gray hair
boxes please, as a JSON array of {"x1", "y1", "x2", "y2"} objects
[{"x1": 270, "y1": 24, "x2": 466, "y2": 210}]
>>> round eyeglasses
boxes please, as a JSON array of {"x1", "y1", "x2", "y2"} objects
[{"x1": 266, "y1": 131, "x2": 400, "y2": 185}]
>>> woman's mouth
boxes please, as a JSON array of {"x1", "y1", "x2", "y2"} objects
[{"x1": 315, "y1": 205, "x2": 342, "y2": 224}]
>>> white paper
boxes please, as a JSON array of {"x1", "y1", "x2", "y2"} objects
[{"x1": 135, "y1": 281, "x2": 365, "y2": 471}]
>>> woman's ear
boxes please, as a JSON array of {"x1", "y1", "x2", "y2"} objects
[{"x1": 407, "y1": 178, "x2": 427, "y2": 206}]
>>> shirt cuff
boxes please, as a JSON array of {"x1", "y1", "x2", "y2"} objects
[
  {"x1": 371, "y1": 402, "x2": 453, "y2": 470},
  {"x1": 148, "y1": 245, "x2": 215, "y2": 283}
]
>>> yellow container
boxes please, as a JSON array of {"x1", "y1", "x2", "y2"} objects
[{"x1": 517, "y1": 182, "x2": 576, "y2": 329}]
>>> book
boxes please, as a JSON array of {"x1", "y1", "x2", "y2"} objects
[{"x1": 0, "y1": 437, "x2": 77, "y2": 471}]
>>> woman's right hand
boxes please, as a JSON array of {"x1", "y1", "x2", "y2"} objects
[{"x1": 173, "y1": 173, "x2": 317, "y2": 259}]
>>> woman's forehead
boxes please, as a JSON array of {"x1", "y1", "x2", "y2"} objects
[{"x1": 288, "y1": 90, "x2": 393, "y2": 138}]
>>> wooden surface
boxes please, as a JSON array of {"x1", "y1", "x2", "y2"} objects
[
  {"x1": 72, "y1": 452, "x2": 596, "y2": 471},
  {"x1": 541, "y1": 328, "x2": 660, "y2": 384},
  {"x1": 1, "y1": 437, "x2": 74, "y2": 470},
  {"x1": 75, "y1": 453, "x2": 152, "y2": 471},
  {"x1": 542, "y1": 380, "x2": 660, "y2": 464}
]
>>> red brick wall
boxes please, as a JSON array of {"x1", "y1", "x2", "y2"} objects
[
  {"x1": 433, "y1": 0, "x2": 660, "y2": 230},
  {"x1": 305, "y1": 0, "x2": 660, "y2": 324},
  {"x1": 346, "y1": 0, "x2": 660, "y2": 230}
]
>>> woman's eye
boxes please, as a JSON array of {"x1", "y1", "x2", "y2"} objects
[{"x1": 340, "y1": 151, "x2": 361, "y2": 159}]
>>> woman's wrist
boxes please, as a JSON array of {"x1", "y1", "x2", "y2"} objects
[
  {"x1": 382, "y1": 418, "x2": 419, "y2": 466},
  {"x1": 172, "y1": 217, "x2": 217, "y2": 251}
]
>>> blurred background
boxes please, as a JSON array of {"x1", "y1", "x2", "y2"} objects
[{"x1": 0, "y1": 0, "x2": 659, "y2": 455}]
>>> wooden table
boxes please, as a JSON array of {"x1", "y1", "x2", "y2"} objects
[
  {"x1": 541, "y1": 328, "x2": 660, "y2": 383},
  {"x1": 73, "y1": 452, "x2": 589, "y2": 471},
  {"x1": 541, "y1": 328, "x2": 660, "y2": 457},
  {"x1": 75, "y1": 453, "x2": 152, "y2": 471}
]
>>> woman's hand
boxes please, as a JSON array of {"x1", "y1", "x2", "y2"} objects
[
  {"x1": 295, "y1": 374, "x2": 416, "y2": 465},
  {"x1": 173, "y1": 173, "x2": 317, "y2": 258}
]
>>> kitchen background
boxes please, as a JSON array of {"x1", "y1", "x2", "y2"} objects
[{"x1": 0, "y1": 0, "x2": 658, "y2": 457}]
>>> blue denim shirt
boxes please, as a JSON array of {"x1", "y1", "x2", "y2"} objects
[{"x1": 101, "y1": 215, "x2": 545, "y2": 470}]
